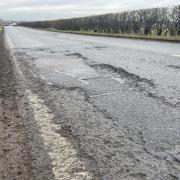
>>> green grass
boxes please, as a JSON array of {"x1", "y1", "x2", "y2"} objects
[
  {"x1": 0, "y1": 25, "x2": 4, "y2": 32},
  {"x1": 46, "y1": 28, "x2": 180, "y2": 42}
]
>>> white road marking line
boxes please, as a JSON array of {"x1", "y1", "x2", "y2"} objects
[
  {"x1": 4, "y1": 32, "x2": 24, "y2": 76},
  {"x1": 26, "y1": 90, "x2": 92, "y2": 179},
  {"x1": 89, "y1": 91, "x2": 119, "y2": 98},
  {"x1": 172, "y1": 54, "x2": 180, "y2": 58},
  {"x1": 4, "y1": 31, "x2": 14, "y2": 49}
]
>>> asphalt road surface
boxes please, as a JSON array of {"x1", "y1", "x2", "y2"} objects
[{"x1": 4, "y1": 26, "x2": 180, "y2": 180}]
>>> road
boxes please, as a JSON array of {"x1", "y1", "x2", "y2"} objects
[{"x1": 5, "y1": 26, "x2": 180, "y2": 179}]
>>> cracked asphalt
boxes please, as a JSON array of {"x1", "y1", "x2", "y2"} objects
[{"x1": 4, "y1": 26, "x2": 180, "y2": 179}]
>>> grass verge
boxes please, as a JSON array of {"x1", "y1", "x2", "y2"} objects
[
  {"x1": 46, "y1": 28, "x2": 180, "y2": 42},
  {"x1": 0, "y1": 25, "x2": 4, "y2": 32}
]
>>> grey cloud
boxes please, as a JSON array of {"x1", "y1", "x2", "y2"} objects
[{"x1": 0, "y1": 0, "x2": 179, "y2": 21}]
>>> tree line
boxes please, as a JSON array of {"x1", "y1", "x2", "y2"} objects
[{"x1": 20, "y1": 5, "x2": 180, "y2": 36}]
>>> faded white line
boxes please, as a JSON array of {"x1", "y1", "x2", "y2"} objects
[
  {"x1": 26, "y1": 90, "x2": 93, "y2": 179},
  {"x1": 4, "y1": 32, "x2": 23, "y2": 76},
  {"x1": 4, "y1": 31, "x2": 14, "y2": 49},
  {"x1": 89, "y1": 91, "x2": 119, "y2": 98}
]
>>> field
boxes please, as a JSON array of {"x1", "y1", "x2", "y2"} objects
[
  {"x1": 47, "y1": 28, "x2": 180, "y2": 42},
  {"x1": 0, "y1": 24, "x2": 3, "y2": 32}
]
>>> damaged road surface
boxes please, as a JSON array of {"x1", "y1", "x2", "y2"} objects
[{"x1": 3, "y1": 26, "x2": 180, "y2": 179}]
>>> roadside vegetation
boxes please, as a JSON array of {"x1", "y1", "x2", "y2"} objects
[
  {"x1": 20, "y1": 5, "x2": 180, "y2": 41},
  {"x1": 0, "y1": 23, "x2": 4, "y2": 32},
  {"x1": 47, "y1": 29, "x2": 180, "y2": 42}
]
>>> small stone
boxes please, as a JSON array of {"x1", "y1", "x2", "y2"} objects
[
  {"x1": 2, "y1": 148, "x2": 9, "y2": 153},
  {"x1": 2, "y1": 174, "x2": 7, "y2": 178},
  {"x1": 17, "y1": 171, "x2": 22, "y2": 175}
]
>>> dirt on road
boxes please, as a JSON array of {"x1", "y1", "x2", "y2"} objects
[{"x1": 0, "y1": 31, "x2": 34, "y2": 179}]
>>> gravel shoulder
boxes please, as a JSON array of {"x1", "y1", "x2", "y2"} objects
[{"x1": 0, "y1": 31, "x2": 34, "y2": 179}]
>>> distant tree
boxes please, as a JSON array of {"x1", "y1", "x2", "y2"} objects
[{"x1": 19, "y1": 5, "x2": 180, "y2": 36}]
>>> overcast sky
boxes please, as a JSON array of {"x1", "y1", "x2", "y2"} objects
[{"x1": 0, "y1": 0, "x2": 179, "y2": 21}]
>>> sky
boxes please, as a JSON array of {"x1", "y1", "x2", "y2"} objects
[{"x1": 0, "y1": 0, "x2": 179, "y2": 21}]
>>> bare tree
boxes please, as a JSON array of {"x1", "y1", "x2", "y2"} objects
[{"x1": 20, "y1": 5, "x2": 180, "y2": 37}]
